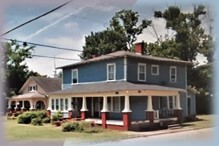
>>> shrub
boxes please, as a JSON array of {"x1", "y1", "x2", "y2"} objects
[
  {"x1": 17, "y1": 115, "x2": 30, "y2": 124},
  {"x1": 36, "y1": 111, "x2": 47, "y2": 119},
  {"x1": 62, "y1": 122, "x2": 102, "y2": 133},
  {"x1": 42, "y1": 117, "x2": 51, "y2": 123},
  {"x1": 31, "y1": 118, "x2": 43, "y2": 126}
]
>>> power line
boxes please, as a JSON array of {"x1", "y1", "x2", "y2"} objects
[
  {"x1": 1, "y1": 0, "x2": 73, "y2": 36},
  {"x1": 32, "y1": 54, "x2": 80, "y2": 61},
  {"x1": 2, "y1": 38, "x2": 82, "y2": 52}
]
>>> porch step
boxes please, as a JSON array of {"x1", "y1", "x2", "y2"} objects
[{"x1": 168, "y1": 124, "x2": 182, "y2": 130}]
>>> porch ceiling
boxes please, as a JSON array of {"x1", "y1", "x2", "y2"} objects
[{"x1": 49, "y1": 81, "x2": 185, "y2": 96}]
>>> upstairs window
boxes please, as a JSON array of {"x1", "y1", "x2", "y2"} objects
[
  {"x1": 170, "y1": 66, "x2": 177, "y2": 83},
  {"x1": 138, "y1": 63, "x2": 146, "y2": 81},
  {"x1": 28, "y1": 85, "x2": 37, "y2": 92},
  {"x1": 151, "y1": 65, "x2": 159, "y2": 75},
  {"x1": 107, "y1": 63, "x2": 116, "y2": 81},
  {"x1": 72, "y1": 69, "x2": 78, "y2": 84}
]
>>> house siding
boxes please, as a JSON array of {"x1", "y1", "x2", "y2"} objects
[
  {"x1": 127, "y1": 57, "x2": 186, "y2": 89},
  {"x1": 62, "y1": 58, "x2": 124, "y2": 89},
  {"x1": 130, "y1": 96, "x2": 147, "y2": 121},
  {"x1": 187, "y1": 90, "x2": 196, "y2": 116}
]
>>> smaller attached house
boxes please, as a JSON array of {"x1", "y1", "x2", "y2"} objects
[
  {"x1": 48, "y1": 43, "x2": 196, "y2": 131},
  {"x1": 7, "y1": 76, "x2": 61, "y2": 111}
]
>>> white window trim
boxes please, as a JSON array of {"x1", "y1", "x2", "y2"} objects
[
  {"x1": 107, "y1": 63, "x2": 116, "y2": 81},
  {"x1": 151, "y1": 65, "x2": 159, "y2": 75},
  {"x1": 170, "y1": 66, "x2": 177, "y2": 83},
  {"x1": 138, "y1": 63, "x2": 146, "y2": 81},
  {"x1": 72, "y1": 69, "x2": 78, "y2": 84}
]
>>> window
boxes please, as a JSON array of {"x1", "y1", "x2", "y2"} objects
[
  {"x1": 138, "y1": 63, "x2": 146, "y2": 81},
  {"x1": 72, "y1": 69, "x2": 78, "y2": 84},
  {"x1": 170, "y1": 66, "x2": 177, "y2": 83},
  {"x1": 51, "y1": 99, "x2": 54, "y2": 110},
  {"x1": 107, "y1": 63, "x2": 116, "y2": 81},
  {"x1": 151, "y1": 65, "x2": 159, "y2": 75},
  {"x1": 28, "y1": 85, "x2": 37, "y2": 92},
  {"x1": 65, "y1": 98, "x2": 68, "y2": 111},
  {"x1": 60, "y1": 99, "x2": 63, "y2": 111},
  {"x1": 169, "y1": 96, "x2": 173, "y2": 109},
  {"x1": 56, "y1": 99, "x2": 59, "y2": 110},
  {"x1": 108, "y1": 97, "x2": 121, "y2": 112}
]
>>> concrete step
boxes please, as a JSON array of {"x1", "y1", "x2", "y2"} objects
[{"x1": 168, "y1": 124, "x2": 182, "y2": 130}]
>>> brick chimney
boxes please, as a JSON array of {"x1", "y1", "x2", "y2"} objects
[{"x1": 135, "y1": 42, "x2": 144, "y2": 55}]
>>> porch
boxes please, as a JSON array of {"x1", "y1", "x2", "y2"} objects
[{"x1": 48, "y1": 81, "x2": 184, "y2": 131}]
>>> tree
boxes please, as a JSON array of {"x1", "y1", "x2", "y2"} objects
[
  {"x1": 80, "y1": 9, "x2": 151, "y2": 60},
  {"x1": 3, "y1": 40, "x2": 40, "y2": 96},
  {"x1": 151, "y1": 5, "x2": 213, "y2": 62}
]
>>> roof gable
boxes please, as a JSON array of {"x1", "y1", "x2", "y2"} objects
[{"x1": 19, "y1": 76, "x2": 61, "y2": 94}]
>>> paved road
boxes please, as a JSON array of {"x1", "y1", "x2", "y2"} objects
[{"x1": 64, "y1": 128, "x2": 214, "y2": 146}]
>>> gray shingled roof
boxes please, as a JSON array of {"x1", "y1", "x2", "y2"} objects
[
  {"x1": 49, "y1": 81, "x2": 185, "y2": 95},
  {"x1": 57, "y1": 51, "x2": 192, "y2": 69},
  {"x1": 19, "y1": 76, "x2": 62, "y2": 93}
]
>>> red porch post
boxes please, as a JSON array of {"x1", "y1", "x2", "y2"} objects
[
  {"x1": 68, "y1": 110, "x2": 72, "y2": 119},
  {"x1": 80, "y1": 97, "x2": 88, "y2": 120},
  {"x1": 101, "y1": 96, "x2": 109, "y2": 129},
  {"x1": 123, "y1": 112, "x2": 131, "y2": 130},
  {"x1": 174, "y1": 109, "x2": 183, "y2": 123},
  {"x1": 122, "y1": 95, "x2": 132, "y2": 131},
  {"x1": 101, "y1": 112, "x2": 109, "y2": 128}
]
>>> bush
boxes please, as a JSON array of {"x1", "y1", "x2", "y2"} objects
[
  {"x1": 42, "y1": 117, "x2": 51, "y2": 123},
  {"x1": 36, "y1": 111, "x2": 47, "y2": 119},
  {"x1": 17, "y1": 115, "x2": 30, "y2": 124},
  {"x1": 62, "y1": 122, "x2": 102, "y2": 133},
  {"x1": 31, "y1": 118, "x2": 43, "y2": 126},
  {"x1": 17, "y1": 111, "x2": 48, "y2": 124}
]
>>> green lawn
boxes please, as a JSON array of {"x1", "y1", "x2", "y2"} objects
[
  {"x1": 5, "y1": 119, "x2": 128, "y2": 141},
  {"x1": 182, "y1": 115, "x2": 214, "y2": 129}
]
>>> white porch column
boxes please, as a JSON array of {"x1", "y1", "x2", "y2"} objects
[
  {"x1": 15, "y1": 100, "x2": 18, "y2": 110},
  {"x1": 146, "y1": 96, "x2": 153, "y2": 111},
  {"x1": 68, "y1": 98, "x2": 72, "y2": 111},
  {"x1": 29, "y1": 100, "x2": 34, "y2": 110},
  {"x1": 47, "y1": 98, "x2": 51, "y2": 111},
  {"x1": 80, "y1": 97, "x2": 88, "y2": 111},
  {"x1": 175, "y1": 95, "x2": 182, "y2": 110},
  {"x1": 122, "y1": 95, "x2": 132, "y2": 112},
  {"x1": 101, "y1": 96, "x2": 109, "y2": 112},
  {"x1": 21, "y1": 100, "x2": 25, "y2": 110},
  {"x1": 7, "y1": 100, "x2": 11, "y2": 109}
]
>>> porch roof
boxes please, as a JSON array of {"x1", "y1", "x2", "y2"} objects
[
  {"x1": 49, "y1": 81, "x2": 185, "y2": 95},
  {"x1": 10, "y1": 92, "x2": 46, "y2": 99}
]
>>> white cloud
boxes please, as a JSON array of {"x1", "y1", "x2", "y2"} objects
[
  {"x1": 44, "y1": 36, "x2": 85, "y2": 50},
  {"x1": 64, "y1": 22, "x2": 79, "y2": 30}
]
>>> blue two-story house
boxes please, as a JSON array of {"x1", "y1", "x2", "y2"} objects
[{"x1": 48, "y1": 43, "x2": 196, "y2": 131}]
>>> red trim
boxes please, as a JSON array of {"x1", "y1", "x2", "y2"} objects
[{"x1": 81, "y1": 111, "x2": 86, "y2": 120}]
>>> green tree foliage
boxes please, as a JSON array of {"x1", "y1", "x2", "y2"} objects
[
  {"x1": 80, "y1": 9, "x2": 151, "y2": 60},
  {"x1": 150, "y1": 5, "x2": 213, "y2": 62},
  {"x1": 3, "y1": 40, "x2": 40, "y2": 96}
]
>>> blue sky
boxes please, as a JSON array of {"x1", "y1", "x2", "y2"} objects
[{"x1": 2, "y1": 0, "x2": 210, "y2": 76}]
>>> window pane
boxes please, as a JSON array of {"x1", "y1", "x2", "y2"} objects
[
  {"x1": 60, "y1": 99, "x2": 63, "y2": 111},
  {"x1": 108, "y1": 64, "x2": 115, "y2": 80},
  {"x1": 139, "y1": 73, "x2": 145, "y2": 80},
  {"x1": 56, "y1": 99, "x2": 59, "y2": 110},
  {"x1": 65, "y1": 99, "x2": 68, "y2": 110},
  {"x1": 152, "y1": 66, "x2": 158, "y2": 74},
  {"x1": 139, "y1": 66, "x2": 145, "y2": 73},
  {"x1": 113, "y1": 97, "x2": 120, "y2": 112},
  {"x1": 72, "y1": 70, "x2": 78, "y2": 84},
  {"x1": 52, "y1": 99, "x2": 54, "y2": 110}
]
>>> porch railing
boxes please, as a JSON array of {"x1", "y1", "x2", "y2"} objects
[{"x1": 159, "y1": 109, "x2": 175, "y2": 119}]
